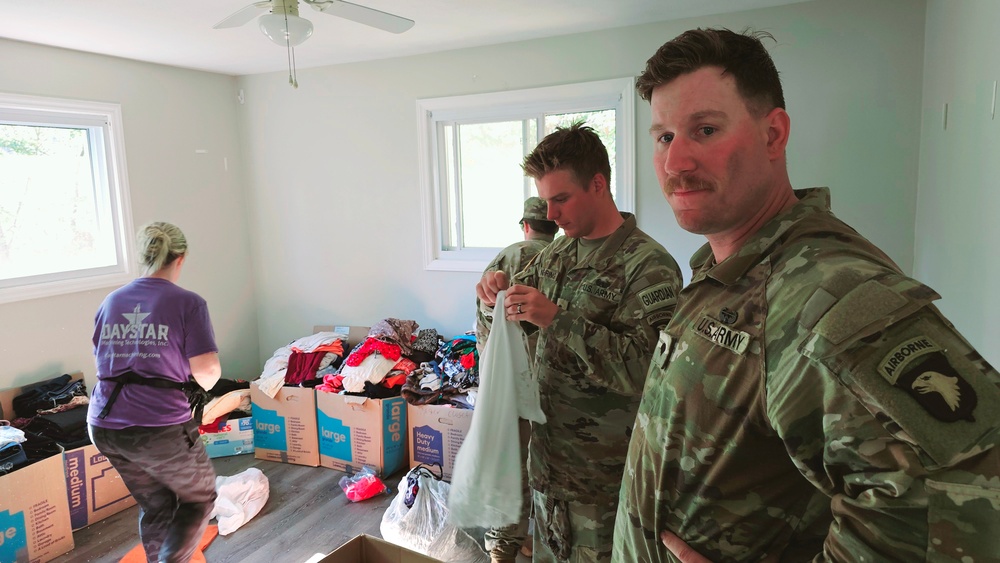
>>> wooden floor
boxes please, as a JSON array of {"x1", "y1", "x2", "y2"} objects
[
  {"x1": 51, "y1": 453, "x2": 532, "y2": 562},
  {"x1": 50, "y1": 454, "x2": 428, "y2": 563}
]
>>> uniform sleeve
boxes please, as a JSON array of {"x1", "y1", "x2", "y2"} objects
[
  {"x1": 542, "y1": 254, "x2": 681, "y2": 396},
  {"x1": 772, "y1": 274, "x2": 1000, "y2": 562},
  {"x1": 476, "y1": 245, "x2": 541, "y2": 356}
]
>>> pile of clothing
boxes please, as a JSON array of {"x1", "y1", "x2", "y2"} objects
[
  {"x1": 255, "y1": 331, "x2": 350, "y2": 398},
  {"x1": 401, "y1": 332, "x2": 480, "y2": 408},
  {"x1": 4, "y1": 373, "x2": 90, "y2": 474},
  {"x1": 316, "y1": 319, "x2": 439, "y2": 400},
  {"x1": 197, "y1": 378, "x2": 252, "y2": 434}
]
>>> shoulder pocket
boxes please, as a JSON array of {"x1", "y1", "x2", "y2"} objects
[{"x1": 799, "y1": 276, "x2": 1000, "y2": 468}]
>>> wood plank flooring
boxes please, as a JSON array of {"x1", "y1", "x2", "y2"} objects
[
  {"x1": 51, "y1": 453, "x2": 531, "y2": 562},
  {"x1": 51, "y1": 454, "x2": 404, "y2": 563}
]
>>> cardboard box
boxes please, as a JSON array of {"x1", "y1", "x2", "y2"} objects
[
  {"x1": 251, "y1": 384, "x2": 320, "y2": 467},
  {"x1": 316, "y1": 393, "x2": 406, "y2": 476},
  {"x1": 319, "y1": 534, "x2": 441, "y2": 563},
  {"x1": 64, "y1": 444, "x2": 136, "y2": 530},
  {"x1": 407, "y1": 403, "x2": 474, "y2": 481},
  {"x1": 313, "y1": 325, "x2": 370, "y2": 349},
  {"x1": 0, "y1": 453, "x2": 74, "y2": 563},
  {"x1": 199, "y1": 416, "x2": 255, "y2": 458}
]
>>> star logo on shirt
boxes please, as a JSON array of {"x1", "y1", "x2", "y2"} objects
[{"x1": 122, "y1": 304, "x2": 150, "y2": 327}]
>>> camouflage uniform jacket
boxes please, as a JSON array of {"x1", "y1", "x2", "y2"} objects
[
  {"x1": 476, "y1": 236, "x2": 553, "y2": 357},
  {"x1": 614, "y1": 188, "x2": 1000, "y2": 562},
  {"x1": 513, "y1": 212, "x2": 682, "y2": 507}
]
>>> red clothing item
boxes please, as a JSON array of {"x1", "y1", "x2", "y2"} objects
[
  {"x1": 344, "y1": 338, "x2": 402, "y2": 367},
  {"x1": 286, "y1": 351, "x2": 327, "y2": 385}
]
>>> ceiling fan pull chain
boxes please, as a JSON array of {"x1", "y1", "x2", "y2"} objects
[{"x1": 284, "y1": 11, "x2": 299, "y2": 88}]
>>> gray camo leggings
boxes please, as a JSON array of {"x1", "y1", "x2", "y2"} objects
[{"x1": 90, "y1": 420, "x2": 217, "y2": 563}]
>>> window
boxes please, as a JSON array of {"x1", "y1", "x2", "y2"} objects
[
  {"x1": 0, "y1": 93, "x2": 134, "y2": 304},
  {"x1": 416, "y1": 78, "x2": 635, "y2": 271}
]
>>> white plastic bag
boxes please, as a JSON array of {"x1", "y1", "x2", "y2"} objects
[
  {"x1": 210, "y1": 467, "x2": 270, "y2": 536},
  {"x1": 447, "y1": 289, "x2": 544, "y2": 529},
  {"x1": 380, "y1": 465, "x2": 488, "y2": 563}
]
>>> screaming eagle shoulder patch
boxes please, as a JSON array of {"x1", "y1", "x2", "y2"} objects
[{"x1": 879, "y1": 336, "x2": 978, "y2": 422}]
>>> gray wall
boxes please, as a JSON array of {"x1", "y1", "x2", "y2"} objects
[
  {"x1": 916, "y1": 0, "x2": 1000, "y2": 360},
  {"x1": 0, "y1": 39, "x2": 260, "y2": 389},
  {"x1": 11, "y1": 0, "x2": 991, "y2": 389},
  {"x1": 237, "y1": 0, "x2": 928, "y2": 363}
]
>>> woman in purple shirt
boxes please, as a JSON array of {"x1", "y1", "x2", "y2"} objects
[{"x1": 87, "y1": 222, "x2": 221, "y2": 563}]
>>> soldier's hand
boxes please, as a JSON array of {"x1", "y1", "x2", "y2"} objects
[
  {"x1": 504, "y1": 284, "x2": 558, "y2": 328},
  {"x1": 661, "y1": 531, "x2": 712, "y2": 563},
  {"x1": 476, "y1": 271, "x2": 510, "y2": 306}
]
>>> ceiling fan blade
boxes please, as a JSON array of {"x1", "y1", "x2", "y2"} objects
[
  {"x1": 213, "y1": 1, "x2": 271, "y2": 29},
  {"x1": 304, "y1": 0, "x2": 414, "y2": 34}
]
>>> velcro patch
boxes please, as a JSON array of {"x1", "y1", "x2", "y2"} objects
[
  {"x1": 579, "y1": 281, "x2": 620, "y2": 302},
  {"x1": 637, "y1": 282, "x2": 676, "y2": 313},
  {"x1": 879, "y1": 336, "x2": 942, "y2": 384},
  {"x1": 881, "y1": 337, "x2": 978, "y2": 423},
  {"x1": 693, "y1": 315, "x2": 750, "y2": 355}
]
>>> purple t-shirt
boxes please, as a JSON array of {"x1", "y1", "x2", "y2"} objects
[{"x1": 87, "y1": 277, "x2": 218, "y2": 429}]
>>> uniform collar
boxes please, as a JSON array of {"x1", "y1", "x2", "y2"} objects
[
  {"x1": 570, "y1": 212, "x2": 637, "y2": 270},
  {"x1": 690, "y1": 187, "x2": 831, "y2": 285}
]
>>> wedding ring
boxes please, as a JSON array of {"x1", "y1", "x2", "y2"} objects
[{"x1": 517, "y1": 304, "x2": 523, "y2": 314}]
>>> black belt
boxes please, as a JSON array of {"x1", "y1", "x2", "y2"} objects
[{"x1": 98, "y1": 371, "x2": 200, "y2": 420}]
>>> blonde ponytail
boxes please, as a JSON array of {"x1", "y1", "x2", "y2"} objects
[{"x1": 137, "y1": 222, "x2": 187, "y2": 274}]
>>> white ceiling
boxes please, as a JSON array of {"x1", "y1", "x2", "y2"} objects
[{"x1": 0, "y1": 0, "x2": 809, "y2": 76}]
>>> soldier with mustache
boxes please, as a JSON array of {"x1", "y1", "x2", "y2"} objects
[{"x1": 613, "y1": 28, "x2": 1000, "y2": 563}]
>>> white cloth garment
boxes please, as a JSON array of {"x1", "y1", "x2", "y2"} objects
[
  {"x1": 447, "y1": 289, "x2": 542, "y2": 529},
  {"x1": 256, "y1": 331, "x2": 347, "y2": 398},
  {"x1": 210, "y1": 467, "x2": 270, "y2": 536},
  {"x1": 339, "y1": 353, "x2": 399, "y2": 393}
]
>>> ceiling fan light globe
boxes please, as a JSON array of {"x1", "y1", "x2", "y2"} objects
[{"x1": 259, "y1": 13, "x2": 313, "y2": 47}]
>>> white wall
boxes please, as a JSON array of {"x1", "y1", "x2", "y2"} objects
[
  {"x1": 1, "y1": 0, "x2": 945, "y2": 388},
  {"x1": 0, "y1": 39, "x2": 260, "y2": 390},
  {"x1": 238, "y1": 0, "x2": 927, "y2": 362},
  {"x1": 916, "y1": 0, "x2": 1000, "y2": 363}
]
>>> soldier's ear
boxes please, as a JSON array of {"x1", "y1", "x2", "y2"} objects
[
  {"x1": 764, "y1": 107, "x2": 790, "y2": 160},
  {"x1": 589, "y1": 172, "x2": 609, "y2": 195}
]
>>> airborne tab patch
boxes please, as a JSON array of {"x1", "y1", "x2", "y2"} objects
[
  {"x1": 637, "y1": 282, "x2": 676, "y2": 313},
  {"x1": 693, "y1": 315, "x2": 750, "y2": 355},
  {"x1": 880, "y1": 336, "x2": 977, "y2": 422}
]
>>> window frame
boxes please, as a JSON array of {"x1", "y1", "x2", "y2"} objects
[
  {"x1": 416, "y1": 77, "x2": 635, "y2": 272},
  {"x1": 0, "y1": 92, "x2": 135, "y2": 304}
]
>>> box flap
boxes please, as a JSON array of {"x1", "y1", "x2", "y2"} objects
[
  {"x1": 320, "y1": 534, "x2": 442, "y2": 562},
  {"x1": 313, "y1": 325, "x2": 370, "y2": 349}
]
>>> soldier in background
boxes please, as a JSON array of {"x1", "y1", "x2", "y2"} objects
[
  {"x1": 476, "y1": 123, "x2": 682, "y2": 563},
  {"x1": 614, "y1": 28, "x2": 1000, "y2": 562},
  {"x1": 476, "y1": 196, "x2": 558, "y2": 357},
  {"x1": 477, "y1": 196, "x2": 557, "y2": 562}
]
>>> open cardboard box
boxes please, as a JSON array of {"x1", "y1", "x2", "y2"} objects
[
  {"x1": 319, "y1": 534, "x2": 441, "y2": 562},
  {"x1": 406, "y1": 403, "x2": 474, "y2": 482}
]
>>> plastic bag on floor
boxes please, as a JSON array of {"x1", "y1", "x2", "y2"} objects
[
  {"x1": 210, "y1": 467, "x2": 270, "y2": 536},
  {"x1": 380, "y1": 464, "x2": 488, "y2": 563},
  {"x1": 339, "y1": 465, "x2": 390, "y2": 502}
]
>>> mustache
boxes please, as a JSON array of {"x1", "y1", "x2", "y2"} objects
[{"x1": 664, "y1": 176, "x2": 715, "y2": 195}]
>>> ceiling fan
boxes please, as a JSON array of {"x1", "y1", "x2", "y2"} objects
[
  {"x1": 215, "y1": 0, "x2": 414, "y2": 43},
  {"x1": 214, "y1": 0, "x2": 413, "y2": 87}
]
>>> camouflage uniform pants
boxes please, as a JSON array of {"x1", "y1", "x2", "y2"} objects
[
  {"x1": 484, "y1": 418, "x2": 532, "y2": 559},
  {"x1": 531, "y1": 489, "x2": 615, "y2": 563},
  {"x1": 90, "y1": 419, "x2": 217, "y2": 563}
]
